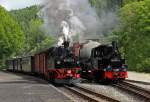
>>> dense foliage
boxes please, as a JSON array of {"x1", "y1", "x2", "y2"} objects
[
  {"x1": 89, "y1": 0, "x2": 122, "y2": 14},
  {"x1": 116, "y1": 0, "x2": 150, "y2": 72},
  {"x1": 123, "y1": 0, "x2": 144, "y2": 4},
  {"x1": 10, "y1": 6, "x2": 55, "y2": 54},
  {"x1": 0, "y1": 6, "x2": 25, "y2": 67}
]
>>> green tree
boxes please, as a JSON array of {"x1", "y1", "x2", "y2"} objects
[
  {"x1": 28, "y1": 19, "x2": 55, "y2": 54},
  {"x1": 115, "y1": 0, "x2": 150, "y2": 72},
  {"x1": 89, "y1": 0, "x2": 123, "y2": 14},
  {"x1": 0, "y1": 6, "x2": 25, "y2": 67},
  {"x1": 10, "y1": 6, "x2": 41, "y2": 52},
  {"x1": 10, "y1": 5, "x2": 55, "y2": 54},
  {"x1": 123, "y1": 0, "x2": 144, "y2": 4}
]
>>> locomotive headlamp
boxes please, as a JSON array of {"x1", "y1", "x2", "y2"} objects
[
  {"x1": 113, "y1": 69, "x2": 119, "y2": 72},
  {"x1": 82, "y1": 70, "x2": 86, "y2": 72},
  {"x1": 107, "y1": 65, "x2": 112, "y2": 71},
  {"x1": 103, "y1": 69, "x2": 106, "y2": 71},
  {"x1": 67, "y1": 70, "x2": 72, "y2": 74},
  {"x1": 64, "y1": 59, "x2": 74, "y2": 62},
  {"x1": 77, "y1": 61, "x2": 80, "y2": 64},
  {"x1": 88, "y1": 70, "x2": 92, "y2": 73},
  {"x1": 57, "y1": 61, "x2": 61, "y2": 64},
  {"x1": 122, "y1": 64, "x2": 128, "y2": 69},
  {"x1": 64, "y1": 59, "x2": 67, "y2": 62},
  {"x1": 122, "y1": 64, "x2": 128, "y2": 71}
]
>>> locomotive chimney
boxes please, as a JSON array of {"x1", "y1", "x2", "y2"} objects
[
  {"x1": 112, "y1": 41, "x2": 118, "y2": 52},
  {"x1": 63, "y1": 41, "x2": 70, "y2": 48}
]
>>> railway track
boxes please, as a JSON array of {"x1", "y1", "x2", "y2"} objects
[
  {"x1": 126, "y1": 79, "x2": 150, "y2": 85},
  {"x1": 64, "y1": 85, "x2": 120, "y2": 102},
  {"x1": 113, "y1": 81, "x2": 150, "y2": 101}
]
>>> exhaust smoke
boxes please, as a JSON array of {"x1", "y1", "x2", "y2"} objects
[
  {"x1": 41, "y1": 0, "x2": 100, "y2": 45},
  {"x1": 41, "y1": 0, "x2": 120, "y2": 46}
]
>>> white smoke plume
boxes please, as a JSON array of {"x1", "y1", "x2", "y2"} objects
[
  {"x1": 41, "y1": 0, "x2": 100, "y2": 43},
  {"x1": 57, "y1": 21, "x2": 70, "y2": 46},
  {"x1": 41, "y1": 0, "x2": 119, "y2": 45}
]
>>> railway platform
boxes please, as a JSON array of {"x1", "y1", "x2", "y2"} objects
[
  {"x1": 127, "y1": 71, "x2": 150, "y2": 83},
  {"x1": 0, "y1": 71, "x2": 72, "y2": 102}
]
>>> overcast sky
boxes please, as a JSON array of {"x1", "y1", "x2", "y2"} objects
[{"x1": 0, "y1": 0, "x2": 43, "y2": 11}]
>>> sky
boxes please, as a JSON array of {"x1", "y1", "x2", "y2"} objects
[{"x1": 0, "y1": 0, "x2": 43, "y2": 11}]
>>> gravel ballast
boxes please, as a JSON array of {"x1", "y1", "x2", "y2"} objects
[{"x1": 77, "y1": 83, "x2": 144, "y2": 102}]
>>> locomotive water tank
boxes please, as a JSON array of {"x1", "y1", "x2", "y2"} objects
[{"x1": 79, "y1": 40, "x2": 101, "y2": 59}]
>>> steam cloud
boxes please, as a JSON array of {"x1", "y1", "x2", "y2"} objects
[{"x1": 41, "y1": 0, "x2": 119, "y2": 44}]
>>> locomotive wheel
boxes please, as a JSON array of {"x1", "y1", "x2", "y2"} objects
[
  {"x1": 67, "y1": 83, "x2": 75, "y2": 87},
  {"x1": 48, "y1": 72, "x2": 61, "y2": 86},
  {"x1": 112, "y1": 80, "x2": 119, "y2": 84},
  {"x1": 94, "y1": 71, "x2": 111, "y2": 84},
  {"x1": 94, "y1": 71, "x2": 101, "y2": 83}
]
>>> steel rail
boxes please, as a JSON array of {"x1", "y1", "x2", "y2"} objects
[
  {"x1": 64, "y1": 85, "x2": 120, "y2": 102},
  {"x1": 113, "y1": 81, "x2": 150, "y2": 101},
  {"x1": 125, "y1": 79, "x2": 150, "y2": 85}
]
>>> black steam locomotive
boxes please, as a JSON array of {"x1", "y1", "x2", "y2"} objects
[{"x1": 73, "y1": 41, "x2": 128, "y2": 83}]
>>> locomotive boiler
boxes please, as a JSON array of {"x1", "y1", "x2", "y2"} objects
[{"x1": 73, "y1": 40, "x2": 128, "y2": 82}]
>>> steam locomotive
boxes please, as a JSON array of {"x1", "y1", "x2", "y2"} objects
[
  {"x1": 6, "y1": 41, "x2": 81, "y2": 84},
  {"x1": 73, "y1": 40, "x2": 128, "y2": 82},
  {"x1": 46, "y1": 42, "x2": 80, "y2": 84}
]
